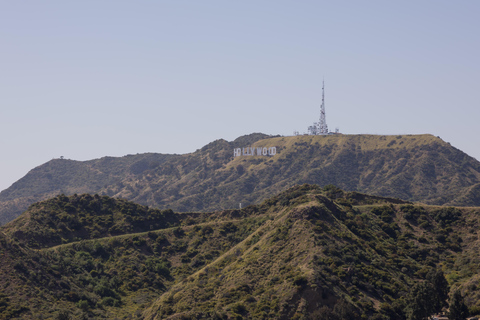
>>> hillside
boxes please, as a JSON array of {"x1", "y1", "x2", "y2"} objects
[
  {"x1": 0, "y1": 153, "x2": 177, "y2": 225},
  {"x1": 0, "y1": 193, "x2": 263, "y2": 319},
  {"x1": 1, "y1": 186, "x2": 480, "y2": 319},
  {"x1": 2, "y1": 133, "x2": 480, "y2": 225}
]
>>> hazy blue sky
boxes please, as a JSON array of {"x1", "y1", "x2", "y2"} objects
[{"x1": 1, "y1": 1, "x2": 479, "y2": 192}]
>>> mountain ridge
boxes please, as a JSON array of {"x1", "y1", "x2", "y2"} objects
[{"x1": 2, "y1": 133, "x2": 480, "y2": 225}]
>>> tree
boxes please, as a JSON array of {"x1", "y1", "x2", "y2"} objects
[
  {"x1": 426, "y1": 269, "x2": 449, "y2": 313},
  {"x1": 55, "y1": 310, "x2": 71, "y2": 320},
  {"x1": 333, "y1": 299, "x2": 358, "y2": 320},
  {"x1": 406, "y1": 282, "x2": 435, "y2": 320},
  {"x1": 407, "y1": 269, "x2": 450, "y2": 320},
  {"x1": 449, "y1": 290, "x2": 469, "y2": 320},
  {"x1": 310, "y1": 306, "x2": 338, "y2": 320}
]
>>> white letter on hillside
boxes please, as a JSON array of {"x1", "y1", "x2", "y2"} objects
[
  {"x1": 234, "y1": 148, "x2": 241, "y2": 157},
  {"x1": 268, "y1": 147, "x2": 277, "y2": 156},
  {"x1": 257, "y1": 147, "x2": 263, "y2": 156}
]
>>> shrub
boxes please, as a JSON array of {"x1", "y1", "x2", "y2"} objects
[
  {"x1": 55, "y1": 310, "x2": 71, "y2": 320},
  {"x1": 100, "y1": 296, "x2": 121, "y2": 307},
  {"x1": 77, "y1": 300, "x2": 90, "y2": 312},
  {"x1": 293, "y1": 275, "x2": 308, "y2": 287},
  {"x1": 434, "y1": 207, "x2": 461, "y2": 226},
  {"x1": 400, "y1": 205, "x2": 425, "y2": 223},
  {"x1": 202, "y1": 226, "x2": 214, "y2": 235},
  {"x1": 173, "y1": 227, "x2": 185, "y2": 238},
  {"x1": 231, "y1": 302, "x2": 247, "y2": 315}
]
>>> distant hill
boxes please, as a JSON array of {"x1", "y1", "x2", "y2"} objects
[
  {"x1": 0, "y1": 152, "x2": 177, "y2": 225},
  {"x1": 2, "y1": 133, "x2": 480, "y2": 225},
  {"x1": 2, "y1": 185, "x2": 480, "y2": 319}
]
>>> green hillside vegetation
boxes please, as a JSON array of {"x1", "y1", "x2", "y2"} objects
[
  {"x1": 1, "y1": 185, "x2": 480, "y2": 319},
  {"x1": 0, "y1": 195, "x2": 265, "y2": 319},
  {"x1": 1, "y1": 194, "x2": 180, "y2": 249},
  {"x1": 2, "y1": 133, "x2": 480, "y2": 226}
]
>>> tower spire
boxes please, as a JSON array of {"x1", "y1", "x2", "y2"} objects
[
  {"x1": 307, "y1": 79, "x2": 330, "y2": 135},
  {"x1": 319, "y1": 80, "x2": 328, "y2": 134}
]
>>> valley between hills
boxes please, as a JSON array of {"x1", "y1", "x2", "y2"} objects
[{"x1": 1, "y1": 133, "x2": 480, "y2": 319}]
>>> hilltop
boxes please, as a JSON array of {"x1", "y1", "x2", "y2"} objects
[
  {"x1": 1, "y1": 185, "x2": 480, "y2": 319},
  {"x1": 2, "y1": 133, "x2": 480, "y2": 225},
  {"x1": 0, "y1": 153, "x2": 177, "y2": 225}
]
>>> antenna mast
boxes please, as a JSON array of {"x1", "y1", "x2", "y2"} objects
[
  {"x1": 319, "y1": 80, "x2": 328, "y2": 134},
  {"x1": 307, "y1": 79, "x2": 333, "y2": 135}
]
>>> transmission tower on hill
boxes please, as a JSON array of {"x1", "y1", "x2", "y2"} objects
[
  {"x1": 308, "y1": 80, "x2": 329, "y2": 135},
  {"x1": 319, "y1": 80, "x2": 328, "y2": 134}
]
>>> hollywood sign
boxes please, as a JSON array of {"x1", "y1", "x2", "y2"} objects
[{"x1": 234, "y1": 146, "x2": 277, "y2": 157}]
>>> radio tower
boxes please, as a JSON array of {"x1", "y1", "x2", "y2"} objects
[
  {"x1": 319, "y1": 80, "x2": 328, "y2": 134},
  {"x1": 307, "y1": 80, "x2": 331, "y2": 135}
]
